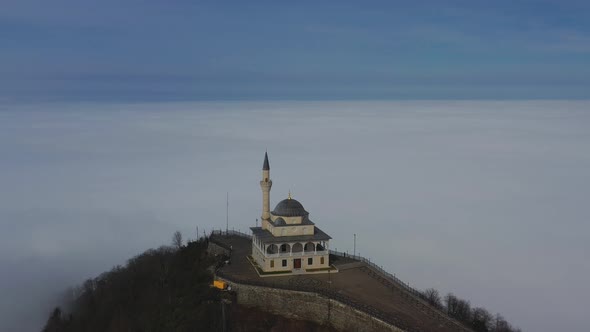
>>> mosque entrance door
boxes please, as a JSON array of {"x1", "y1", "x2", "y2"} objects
[{"x1": 294, "y1": 259, "x2": 301, "y2": 269}]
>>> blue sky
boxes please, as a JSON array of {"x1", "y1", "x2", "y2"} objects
[
  {"x1": 0, "y1": 0, "x2": 590, "y2": 101},
  {"x1": 1, "y1": 1, "x2": 590, "y2": 100}
]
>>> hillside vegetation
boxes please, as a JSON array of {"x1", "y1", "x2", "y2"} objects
[
  {"x1": 41, "y1": 237, "x2": 334, "y2": 332},
  {"x1": 42, "y1": 239, "x2": 222, "y2": 332},
  {"x1": 418, "y1": 288, "x2": 521, "y2": 332}
]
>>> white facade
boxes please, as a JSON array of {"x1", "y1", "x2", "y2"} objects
[{"x1": 251, "y1": 152, "x2": 331, "y2": 273}]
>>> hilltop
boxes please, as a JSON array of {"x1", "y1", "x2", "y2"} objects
[
  {"x1": 41, "y1": 232, "x2": 520, "y2": 332},
  {"x1": 41, "y1": 237, "x2": 335, "y2": 332},
  {"x1": 210, "y1": 232, "x2": 521, "y2": 332}
]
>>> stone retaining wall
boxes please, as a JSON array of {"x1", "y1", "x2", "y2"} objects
[{"x1": 222, "y1": 278, "x2": 405, "y2": 332}]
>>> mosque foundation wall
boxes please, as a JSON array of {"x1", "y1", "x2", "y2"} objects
[{"x1": 225, "y1": 280, "x2": 404, "y2": 332}]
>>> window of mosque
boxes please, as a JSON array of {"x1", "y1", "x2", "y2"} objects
[
  {"x1": 270, "y1": 260, "x2": 274, "y2": 268},
  {"x1": 282, "y1": 259, "x2": 287, "y2": 267},
  {"x1": 308, "y1": 257, "x2": 313, "y2": 265},
  {"x1": 320, "y1": 257, "x2": 325, "y2": 265}
]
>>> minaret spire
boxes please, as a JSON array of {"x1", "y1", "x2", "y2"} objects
[
  {"x1": 260, "y1": 151, "x2": 272, "y2": 227},
  {"x1": 263, "y1": 151, "x2": 270, "y2": 170}
]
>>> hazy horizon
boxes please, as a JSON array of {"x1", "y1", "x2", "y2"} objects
[{"x1": 1, "y1": 100, "x2": 589, "y2": 331}]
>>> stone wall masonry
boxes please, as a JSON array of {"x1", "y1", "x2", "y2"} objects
[
  {"x1": 222, "y1": 278, "x2": 405, "y2": 332},
  {"x1": 207, "y1": 241, "x2": 230, "y2": 257}
]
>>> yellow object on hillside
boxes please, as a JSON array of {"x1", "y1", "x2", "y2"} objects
[{"x1": 213, "y1": 280, "x2": 227, "y2": 290}]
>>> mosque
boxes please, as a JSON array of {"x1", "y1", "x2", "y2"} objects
[{"x1": 250, "y1": 152, "x2": 332, "y2": 274}]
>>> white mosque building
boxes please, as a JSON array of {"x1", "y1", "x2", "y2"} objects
[{"x1": 250, "y1": 152, "x2": 332, "y2": 274}]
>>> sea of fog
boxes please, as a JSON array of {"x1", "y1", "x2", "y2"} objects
[{"x1": 0, "y1": 100, "x2": 588, "y2": 332}]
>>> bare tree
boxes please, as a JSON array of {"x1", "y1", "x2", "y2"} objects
[
  {"x1": 492, "y1": 313, "x2": 513, "y2": 332},
  {"x1": 423, "y1": 288, "x2": 443, "y2": 309},
  {"x1": 445, "y1": 293, "x2": 459, "y2": 316},
  {"x1": 172, "y1": 231, "x2": 183, "y2": 249},
  {"x1": 445, "y1": 293, "x2": 471, "y2": 322},
  {"x1": 471, "y1": 307, "x2": 493, "y2": 332},
  {"x1": 455, "y1": 298, "x2": 471, "y2": 322},
  {"x1": 442, "y1": 292, "x2": 518, "y2": 332}
]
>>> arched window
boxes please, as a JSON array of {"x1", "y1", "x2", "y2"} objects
[
  {"x1": 266, "y1": 244, "x2": 278, "y2": 254},
  {"x1": 280, "y1": 243, "x2": 290, "y2": 253},
  {"x1": 292, "y1": 243, "x2": 303, "y2": 253},
  {"x1": 304, "y1": 242, "x2": 315, "y2": 252}
]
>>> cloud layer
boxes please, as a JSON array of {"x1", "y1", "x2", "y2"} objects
[{"x1": 1, "y1": 100, "x2": 589, "y2": 331}]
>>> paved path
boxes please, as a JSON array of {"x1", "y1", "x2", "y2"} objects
[{"x1": 212, "y1": 235, "x2": 469, "y2": 332}]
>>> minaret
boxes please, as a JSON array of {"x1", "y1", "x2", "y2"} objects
[{"x1": 260, "y1": 152, "x2": 272, "y2": 229}]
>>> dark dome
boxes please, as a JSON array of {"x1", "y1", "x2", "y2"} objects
[
  {"x1": 272, "y1": 198, "x2": 308, "y2": 217},
  {"x1": 274, "y1": 217, "x2": 286, "y2": 226}
]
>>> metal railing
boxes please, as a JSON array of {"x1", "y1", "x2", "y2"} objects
[
  {"x1": 330, "y1": 250, "x2": 472, "y2": 332},
  {"x1": 210, "y1": 229, "x2": 252, "y2": 239},
  {"x1": 330, "y1": 250, "x2": 419, "y2": 294}
]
